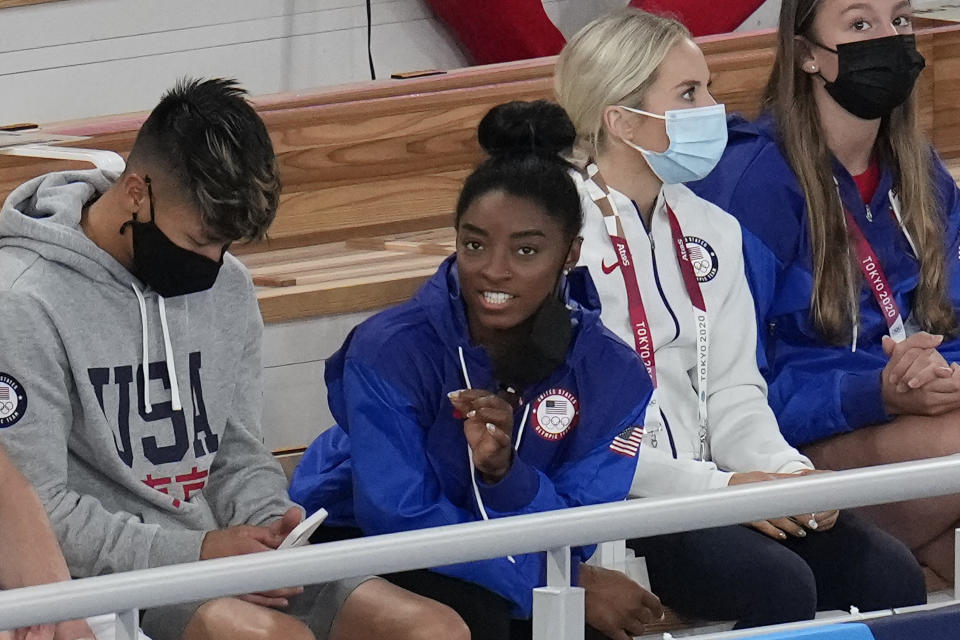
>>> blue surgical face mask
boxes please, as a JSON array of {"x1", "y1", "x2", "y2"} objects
[{"x1": 617, "y1": 103, "x2": 728, "y2": 184}]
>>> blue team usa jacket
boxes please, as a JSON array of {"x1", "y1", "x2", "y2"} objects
[
  {"x1": 290, "y1": 255, "x2": 652, "y2": 617},
  {"x1": 691, "y1": 114, "x2": 960, "y2": 446}
]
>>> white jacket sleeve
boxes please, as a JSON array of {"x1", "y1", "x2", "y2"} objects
[
  {"x1": 703, "y1": 225, "x2": 812, "y2": 476},
  {"x1": 630, "y1": 444, "x2": 731, "y2": 497}
]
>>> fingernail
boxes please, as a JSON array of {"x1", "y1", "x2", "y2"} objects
[
  {"x1": 797, "y1": 529, "x2": 806, "y2": 537},
  {"x1": 486, "y1": 423, "x2": 497, "y2": 433},
  {"x1": 467, "y1": 410, "x2": 476, "y2": 418},
  {"x1": 778, "y1": 532, "x2": 787, "y2": 539},
  {"x1": 448, "y1": 390, "x2": 461, "y2": 399},
  {"x1": 908, "y1": 379, "x2": 920, "y2": 388}
]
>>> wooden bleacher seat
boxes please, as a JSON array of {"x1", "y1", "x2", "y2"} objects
[{"x1": 247, "y1": 229, "x2": 454, "y2": 322}]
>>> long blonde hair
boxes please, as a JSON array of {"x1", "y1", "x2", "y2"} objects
[
  {"x1": 766, "y1": 0, "x2": 955, "y2": 343},
  {"x1": 555, "y1": 8, "x2": 690, "y2": 163}
]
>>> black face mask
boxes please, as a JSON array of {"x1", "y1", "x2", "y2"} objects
[
  {"x1": 813, "y1": 34, "x2": 925, "y2": 120},
  {"x1": 121, "y1": 176, "x2": 225, "y2": 298},
  {"x1": 490, "y1": 284, "x2": 572, "y2": 393}
]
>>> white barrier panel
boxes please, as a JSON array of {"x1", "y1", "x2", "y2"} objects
[
  {"x1": 0, "y1": 142, "x2": 125, "y2": 174},
  {"x1": 0, "y1": 455, "x2": 959, "y2": 630}
]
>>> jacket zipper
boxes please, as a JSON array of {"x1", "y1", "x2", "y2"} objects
[
  {"x1": 634, "y1": 201, "x2": 679, "y2": 456},
  {"x1": 766, "y1": 320, "x2": 777, "y2": 368}
]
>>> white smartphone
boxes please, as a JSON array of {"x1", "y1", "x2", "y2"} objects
[{"x1": 278, "y1": 508, "x2": 329, "y2": 550}]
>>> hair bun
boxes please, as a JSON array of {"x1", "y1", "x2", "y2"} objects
[{"x1": 477, "y1": 100, "x2": 576, "y2": 158}]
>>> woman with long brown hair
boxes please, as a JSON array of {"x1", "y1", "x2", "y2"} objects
[{"x1": 693, "y1": 0, "x2": 960, "y2": 582}]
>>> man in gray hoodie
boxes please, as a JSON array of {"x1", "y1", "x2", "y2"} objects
[{"x1": 0, "y1": 78, "x2": 467, "y2": 640}]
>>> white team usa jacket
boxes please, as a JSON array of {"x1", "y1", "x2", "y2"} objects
[{"x1": 571, "y1": 171, "x2": 812, "y2": 497}]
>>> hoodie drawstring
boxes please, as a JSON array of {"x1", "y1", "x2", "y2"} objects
[
  {"x1": 513, "y1": 403, "x2": 531, "y2": 452},
  {"x1": 132, "y1": 284, "x2": 152, "y2": 414},
  {"x1": 158, "y1": 297, "x2": 183, "y2": 412},
  {"x1": 132, "y1": 283, "x2": 183, "y2": 413},
  {"x1": 458, "y1": 346, "x2": 525, "y2": 564}
]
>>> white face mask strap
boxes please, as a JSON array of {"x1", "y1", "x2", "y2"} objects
[
  {"x1": 618, "y1": 104, "x2": 666, "y2": 120},
  {"x1": 888, "y1": 191, "x2": 919, "y2": 257}
]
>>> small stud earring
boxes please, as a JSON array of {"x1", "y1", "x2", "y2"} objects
[{"x1": 809, "y1": 65, "x2": 818, "y2": 72}]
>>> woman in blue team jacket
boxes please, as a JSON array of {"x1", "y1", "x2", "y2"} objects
[
  {"x1": 290, "y1": 101, "x2": 662, "y2": 640},
  {"x1": 692, "y1": 0, "x2": 960, "y2": 582}
]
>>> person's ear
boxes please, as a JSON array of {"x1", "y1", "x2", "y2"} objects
[
  {"x1": 603, "y1": 105, "x2": 634, "y2": 144},
  {"x1": 564, "y1": 236, "x2": 583, "y2": 272},
  {"x1": 119, "y1": 173, "x2": 148, "y2": 216},
  {"x1": 795, "y1": 35, "x2": 820, "y2": 76}
]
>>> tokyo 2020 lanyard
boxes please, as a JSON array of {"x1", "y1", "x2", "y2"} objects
[
  {"x1": 584, "y1": 164, "x2": 710, "y2": 458},
  {"x1": 835, "y1": 179, "x2": 917, "y2": 350}
]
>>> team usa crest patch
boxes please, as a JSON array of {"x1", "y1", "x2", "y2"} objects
[
  {"x1": 0, "y1": 373, "x2": 27, "y2": 428},
  {"x1": 684, "y1": 236, "x2": 718, "y2": 283},
  {"x1": 532, "y1": 388, "x2": 579, "y2": 441},
  {"x1": 609, "y1": 426, "x2": 644, "y2": 458}
]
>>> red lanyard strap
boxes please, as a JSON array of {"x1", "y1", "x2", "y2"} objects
[
  {"x1": 843, "y1": 206, "x2": 907, "y2": 343},
  {"x1": 583, "y1": 165, "x2": 711, "y2": 455}
]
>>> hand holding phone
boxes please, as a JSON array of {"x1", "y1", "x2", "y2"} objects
[{"x1": 278, "y1": 508, "x2": 328, "y2": 550}]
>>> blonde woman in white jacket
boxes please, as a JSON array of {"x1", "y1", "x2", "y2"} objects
[{"x1": 555, "y1": 8, "x2": 925, "y2": 631}]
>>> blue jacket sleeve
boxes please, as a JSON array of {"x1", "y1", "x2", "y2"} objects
[
  {"x1": 928, "y1": 160, "x2": 960, "y2": 363},
  {"x1": 342, "y1": 357, "x2": 647, "y2": 617}
]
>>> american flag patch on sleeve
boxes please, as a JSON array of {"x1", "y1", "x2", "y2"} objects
[{"x1": 609, "y1": 426, "x2": 644, "y2": 458}]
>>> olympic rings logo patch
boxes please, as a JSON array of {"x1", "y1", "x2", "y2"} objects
[
  {"x1": 0, "y1": 374, "x2": 27, "y2": 428},
  {"x1": 532, "y1": 388, "x2": 579, "y2": 441},
  {"x1": 684, "y1": 236, "x2": 719, "y2": 283}
]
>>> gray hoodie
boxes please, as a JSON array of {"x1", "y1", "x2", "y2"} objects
[{"x1": 0, "y1": 170, "x2": 293, "y2": 577}]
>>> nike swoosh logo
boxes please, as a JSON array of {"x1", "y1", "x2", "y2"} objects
[{"x1": 601, "y1": 259, "x2": 620, "y2": 274}]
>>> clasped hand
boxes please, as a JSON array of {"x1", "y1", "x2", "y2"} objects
[
  {"x1": 728, "y1": 470, "x2": 839, "y2": 540},
  {"x1": 881, "y1": 332, "x2": 960, "y2": 416}
]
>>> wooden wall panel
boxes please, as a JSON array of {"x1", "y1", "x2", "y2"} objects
[
  {"x1": 4, "y1": 24, "x2": 959, "y2": 253},
  {"x1": 932, "y1": 26, "x2": 960, "y2": 159}
]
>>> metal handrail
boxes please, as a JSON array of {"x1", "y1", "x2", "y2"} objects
[{"x1": 0, "y1": 455, "x2": 958, "y2": 630}]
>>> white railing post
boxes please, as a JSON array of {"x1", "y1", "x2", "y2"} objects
[
  {"x1": 533, "y1": 546, "x2": 584, "y2": 640},
  {"x1": 955, "y1": 528, "x2": 960, "y2": 599},
  {"x1": 115, "y1": 609, "x2": 139, "y2": 640},
  {"x1": 590, "y1": 540, "x2": 627, "y2": 574}
]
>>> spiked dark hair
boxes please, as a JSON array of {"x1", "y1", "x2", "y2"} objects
[{"x1": 126, "y1": 78, "x2": 281, "y2": 242}]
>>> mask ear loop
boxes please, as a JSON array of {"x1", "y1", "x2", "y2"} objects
[{"x1": 119, "y1": 174, "x2": 153, "y2": 235}]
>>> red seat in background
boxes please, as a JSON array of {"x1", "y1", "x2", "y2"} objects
[{"x1": 424, "y1": 0, "x2": 766, "y2": 65}]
